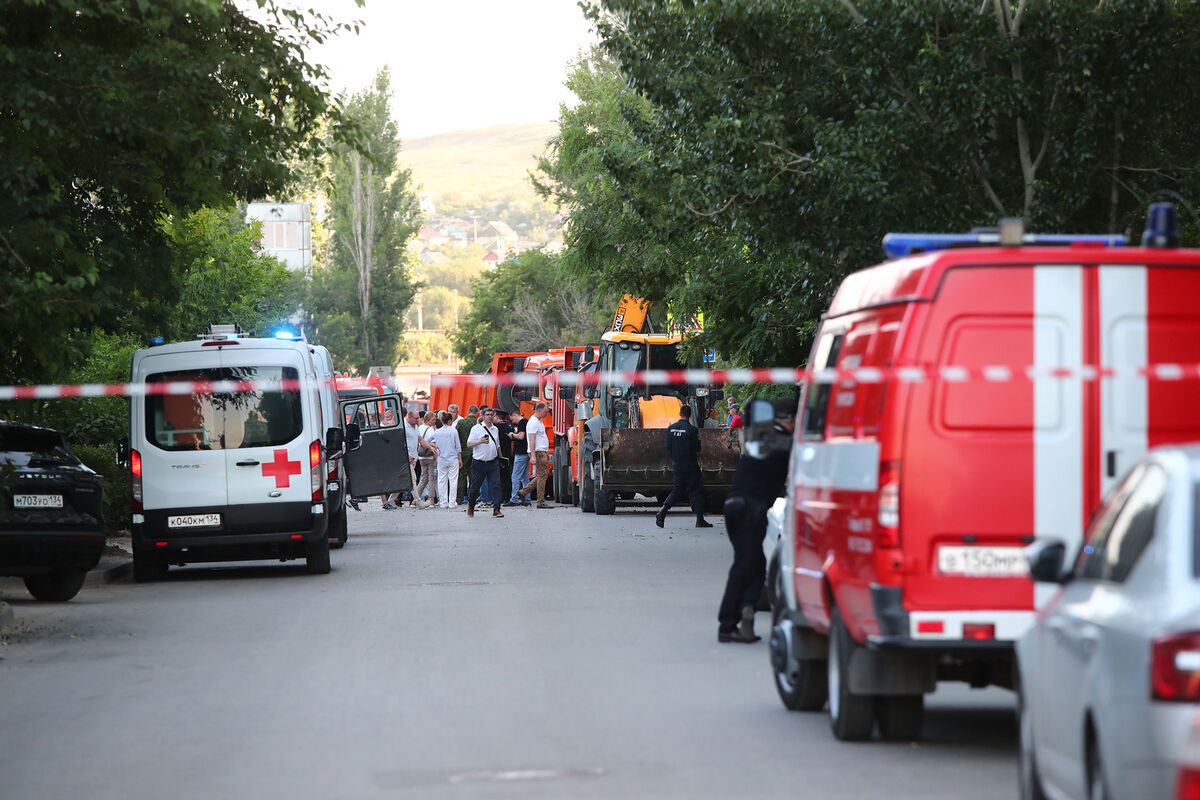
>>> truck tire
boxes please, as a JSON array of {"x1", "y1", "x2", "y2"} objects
[
  {"x1": 132, "y1": 542, "x2": 168, "y2": 583},
  {"x1": 329, "y1": 507, "x2": 347, "y2": 550},
  {"x1": 581, "y1": 459, "x2": 596, "y2": 512},
  {"x1": 552, "y1": 457, "x2": 565, "y2": 505},
  {"x1": 828, "y1": 607, "x2": 875, "y2": 741},
  {"x1": 24, "y1": 570, "x2": 87, "y2": 602},
  {"x1": 771, "y1": 599, "x2": 827, "y2": 711},
  {"x1": 594, "y1": 485, "x2": 616, "y2": 515},
  {"x1": 876, "y1": 695, "x2": 924, "y2": 741},
  {"x1": 306, "y1": 534, "x2": 331, "y2": 575}
]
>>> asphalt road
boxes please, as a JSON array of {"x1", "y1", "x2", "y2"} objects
[{"x1": 0, "y1": 501, "x2": 1018, "y2": 800}]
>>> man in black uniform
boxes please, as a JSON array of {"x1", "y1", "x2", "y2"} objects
[
  {"x1": 495, "y1": 410, "x2": 515, "y2": 504},
  {"x1": 717, "y1": 396, "x2": 796, "y2": 644},
  {"x1": 655, "y1": 406, "x2": 713, "y2": 529}
]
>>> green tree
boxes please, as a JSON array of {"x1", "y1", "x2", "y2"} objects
[
  {"x1": 564, "y1": 0, "x2": 1200, "y2": 366},
  {"x1": 162, "y1": 206, "x2": 303, "y2": 341},
  {"x1": 451, "y1": 249, "x2": 616, "y2": 371},
  {"x1": 0, "y1": 0, "x2": 360, "y2": 381},
  {"x1": 313, "y1": 67, "x2": 420, "y2": 371}
]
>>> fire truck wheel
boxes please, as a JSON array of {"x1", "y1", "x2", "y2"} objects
[
  {"x1": 875, "y1": 695, "x2": 924, "y2": 741},
  {"x1": 305, "y1": 534, "x2": 331, "y2": 575},
  {"x1": 581, "y1": 460, "x2": 596, "y2": 512},
  {"x1": 594, "y1": 486, "x2": 616, "y2": 515},
  {"x1": 771, "y1": 600, "x2": 827, "y2": 711},
  {"x1": 827, "y1": 607, "x2": 875, "y2": 741}
]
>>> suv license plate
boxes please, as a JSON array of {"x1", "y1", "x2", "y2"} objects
[
  {"x1": 167, "y1": 513, "x2": 221, "y2": 529},
  {"x1": 938, "y1": 546, "x2": 1028, "y2": 577},
  {"x1": 14, "y1": 494, "x2": 63, "y2": 509}
]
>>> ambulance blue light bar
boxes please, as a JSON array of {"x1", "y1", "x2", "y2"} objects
[
  {"x1": 883, "y1": 232, "x2": 1126, "y2": 260},
  {"x1": 274, "y1": 329, "x2": 298, "y2": 340}
]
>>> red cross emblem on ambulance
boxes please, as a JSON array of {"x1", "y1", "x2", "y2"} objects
[{"x1": 261, "y1": 448, "x2": 302, "y2": 488}]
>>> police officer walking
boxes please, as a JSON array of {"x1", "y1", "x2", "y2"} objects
[
  {"x1": 655, "y1": 406, "x2": 713, "y2": 529},
  {"x1": 717, "y1": 396, "x2": 796, "y2": 644}
]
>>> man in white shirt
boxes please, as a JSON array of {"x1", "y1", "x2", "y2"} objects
[
  {"x1": 397, "y1": 409, "x2": 433, "y2": 509},
  {"x1": 517, "y1": 403, "x2": 551, "y2": 508},
  {"x1": 430, "y1": 411, "x2": 463, "y2": 508},
  {"x1": 465, "y1": 407, "x2": 504, "y2": 517}
]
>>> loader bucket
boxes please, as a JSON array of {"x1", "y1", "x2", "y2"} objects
[{"x1": 599, "y1": 427, "x2": 741, "y2": 493}]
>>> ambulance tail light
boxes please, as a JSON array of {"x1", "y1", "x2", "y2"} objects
[
  {"x1": 131, "y1": 449, "x2": 143, "y2": 512},
  {"x1": 877, "y1": 461, "x2": 901, "y2": 547},
  {"x1": 309, "y1": 439, "x2": 324, "y2": 502},
  {"x1": 1152, "y1": 631, "x2": 1200, "y2": 702}
]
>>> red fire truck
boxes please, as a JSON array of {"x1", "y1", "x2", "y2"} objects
[{"x1": 768, "y1": 205, "x2": 1200, "y2": 741}]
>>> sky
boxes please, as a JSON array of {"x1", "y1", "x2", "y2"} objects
[{"x1": 300, "y1": 1, "x2": 599, "y2": 140}]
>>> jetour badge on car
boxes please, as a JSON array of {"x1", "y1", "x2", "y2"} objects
[
  {"x1": 14, "y1": 494, "x2": 64, "y2": 509},
  {"x1": 167, "y1": 513, "x2": 221, "y2": 528}
]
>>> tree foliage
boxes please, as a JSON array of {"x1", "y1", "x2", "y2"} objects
[
  {"x1": 308, "y1": 68, "x2": 420, "y2": 373},
  {"x1": 0, "y1": 0, "x2": 360, "y2": 382},
  {"x1": 553, "y1": 0, "x2": 1200, "y2": 366},
  {"x1": 451, "y1": 250, "x2": 617, "y2": 372}
]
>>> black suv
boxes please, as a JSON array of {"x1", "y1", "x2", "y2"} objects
[{"x1": 0, "y1": 422, "x2": 105, "y2": 600}]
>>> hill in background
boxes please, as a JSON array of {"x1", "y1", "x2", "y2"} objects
[{"x1": 399, "y1": 123, "x2": 558, "y2": 211}]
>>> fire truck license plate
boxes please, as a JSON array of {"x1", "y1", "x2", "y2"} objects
[
  {"x1": 167, "y1": 513, "x2": 221, "y2": 528},
  {"x1": 14, "y1": 494, "x2": 63, "y2": 509},
  {"x1": 937, "y1": 546, "x2": 1028, "y2": 577}
]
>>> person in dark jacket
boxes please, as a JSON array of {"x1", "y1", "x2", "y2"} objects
[
  {"x1": 717, "y1": 396, "x2": 796, "y2": 644},
  {"x1": 655, "y1": 406, "x2": 712, "y2": 529}
]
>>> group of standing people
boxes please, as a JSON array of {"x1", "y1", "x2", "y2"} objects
[{"x1": 362, "y1": 402, "x2": 553, "y2": 517}]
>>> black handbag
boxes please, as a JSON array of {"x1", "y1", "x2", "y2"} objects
[{"x1": 486, "y1": 428, "x2": 510, "y2": 468}]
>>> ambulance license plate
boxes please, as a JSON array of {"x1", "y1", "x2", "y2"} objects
[
  {"x1": 167, "y1": 513, "x2": 222, "y2": 529},
  {"x1": 14, "y1": 494, "x2": 63, "y2": 509},
  {"x1": 937, "y1": 546, "x2": 1028, "y2": 577}
]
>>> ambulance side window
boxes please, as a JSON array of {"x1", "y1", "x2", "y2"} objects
[{"x1": 801, "y1": 331, "x2": 844, "y2": 440}]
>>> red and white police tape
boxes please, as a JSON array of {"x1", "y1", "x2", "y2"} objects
[{"x1": 4, "y1": 363, "x2": 1200, "y2": 400}]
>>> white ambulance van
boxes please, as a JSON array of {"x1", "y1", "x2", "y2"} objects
[
  {"x1": 126, "y1": 325, "x2": 408, "y2": 580},
  {"x1": 308, "y1": 343, "x2": 348, "y2": 548}
]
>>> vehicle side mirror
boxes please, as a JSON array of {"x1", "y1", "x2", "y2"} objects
[
  {"x1": 744, "y1": 399, "x2": 789, "y2": 459},
  {"x1": 325, "y1": 427, "x2": 345, "y2": 457},
  {"x1": 746, "y1": 399, "x2": 774, "y2": 427},
  {"x1": 116, "y1": 437, "x2": 130, "y2": 468},
  {"x1": 345, "y1": 423, "x2": 362, "y2": 452},
  {"x1": 1027, "y1": 541, "x2": 1069, "y2": 584},
  {"x1": 710, "y1": 388, "x2": 724, "y2": 400},
  {"x1": 559, "y1": 387, "x2": 574, "y2": 400}
]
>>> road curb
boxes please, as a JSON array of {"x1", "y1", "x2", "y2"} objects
[{"x1": 88, "y1": 557, "x2": 132, "y2": 586}]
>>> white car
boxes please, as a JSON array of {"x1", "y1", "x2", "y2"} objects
[{"x1": 1016, "y1": 445, "x2": 1200, "y2": 800}]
